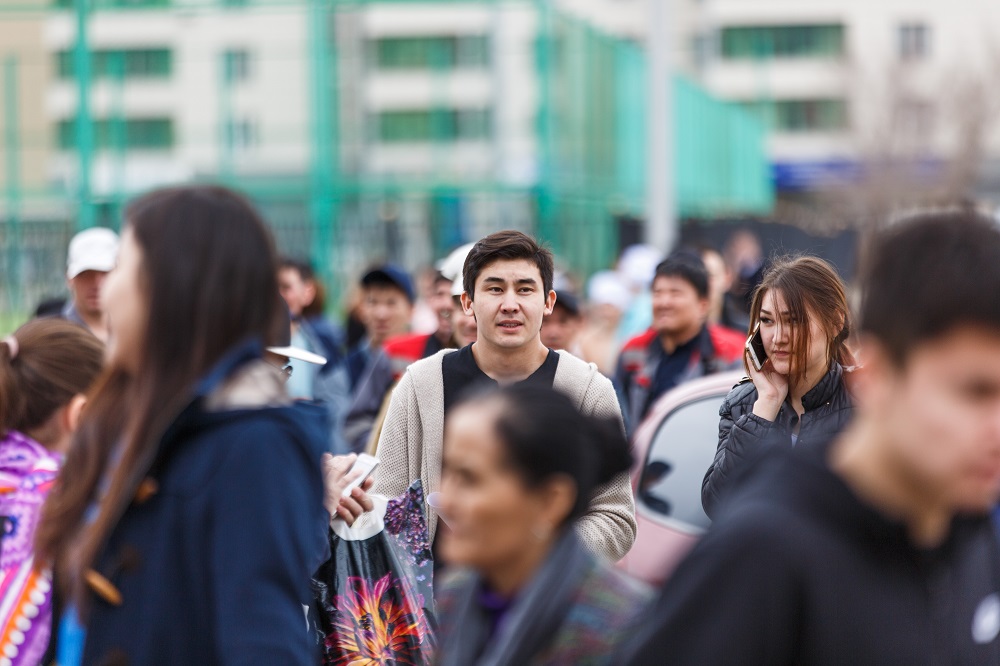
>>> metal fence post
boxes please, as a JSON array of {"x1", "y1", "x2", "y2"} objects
[
  {"x1": 74, "y1": 0, "x2": 94, "y2": 229},
  {"x1": 4, "y1": 56, "x2": 22, "y2": 312},
  {"x1": 309, "y1": 0, "x2": 337, "y2": 301}
]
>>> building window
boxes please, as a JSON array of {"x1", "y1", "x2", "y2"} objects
[
  {"x1": 899, "y1": 23, "x2": 930, "y2": 60},
  {"x1": 226, "y1": 118, "x2": 258, "y2": 149},
  {"x1": 691, "y1": 32, "x2": 714, "y2": 69},
  {"x1": 721, "y1": 25, "x2": 844, "y2": 60},
  {"x1": 740, "y1": 99, "x2": 848, "y2": 133},
  {"x1": 56, "y1": 48, "x2": 172, "y2": 79},
  {"x1": 57, "y1": 118, "x2": 174, "y2": 150},
  {"x1": 223, "y1": 49, "x2": 252, "y2": 84},
  {"x1": 375, "y1": 35, "x2": 489, "y2": 70},
  {"x1": 377, "y1": 108, "x2": 491, "y2": 142},
  {"x1": 54, "y1": 0, "x2": 170, "y2": 8},
  {"x1": 898, "y1": 98, "x2": 934, "y2": 137}
]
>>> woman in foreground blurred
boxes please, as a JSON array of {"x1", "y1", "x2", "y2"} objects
[
  {"x1": 35, "y1": 186, "x2": 334, "y2": 665},
  {"x1": 0, "y1": 319, "x2": 103, "y2": 665},
  {"x1": 435, "y1": 384, "x2": 650, "y2": 666},
  {"x1": 702, "y1": 255, "x2": 856, "y2": 518}
]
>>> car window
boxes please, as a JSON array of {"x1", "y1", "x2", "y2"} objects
[{"x1": 638, "y1": 395, "x2": 725, "y2": 531}]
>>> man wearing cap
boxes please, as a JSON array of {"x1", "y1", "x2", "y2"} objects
[
  {"x1": 343, "y1": 246, "x2": 474, "y2": 454},
  {"x1": 62, "y1": 227, "x2": 119, "y2": 343},
  {"x1": 344, "y1": 265, "x2": 416, "y2": 392},
  {"x1": 540, "y1": 289, "x2": 584, "y2": 357}
]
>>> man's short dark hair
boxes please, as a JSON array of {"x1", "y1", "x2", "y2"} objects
[
  {"x1": 861, "y1": 212, "x2": 1000, "y2": 365},
  {"x1": 462, "y1": 230, "x2": 554, "y2": 298},
  {"x1": 279, "y1": 256, "x2": 315, "y2": 282},
  {"x1": 653, "y1": 252, "x2": 709, "y2": 299}
]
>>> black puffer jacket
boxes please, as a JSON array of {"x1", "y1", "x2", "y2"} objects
[{"x1": 701, "y1": 363, "x2": 854, "y2": 518}]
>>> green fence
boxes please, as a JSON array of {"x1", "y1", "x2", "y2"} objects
[{"x1": 0, "y1": 0, "x2": 774, "y2": 333}]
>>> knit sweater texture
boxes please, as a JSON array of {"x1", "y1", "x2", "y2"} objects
[{"x1": 372, "y1": 349, "x2": 637, "y2": 562}]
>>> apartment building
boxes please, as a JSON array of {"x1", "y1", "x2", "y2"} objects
[
  {"x1": 44, "y1": 0, "x2": 312, "y2": 202},
  {"x1": 337, "y1": 2, "x2": 532, "y2": 186},
  {"x1": 680, "y1": 0, "x2": 1000, "y2": 196},
  {"x1": 0, "y1": 0, "x2": 52, "y2": 217}
]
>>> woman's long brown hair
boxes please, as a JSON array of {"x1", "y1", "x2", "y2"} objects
[
  {"x1": 35, "y1": 186, "x2": 282, "y2": 610},
  {"x1": 745, "y1": 255, "x2": 855, "y2": 389}
]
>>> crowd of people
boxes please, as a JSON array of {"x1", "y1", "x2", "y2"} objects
[{"x1": 2, "y1": 183, "x2": 1000, "y2": 664}]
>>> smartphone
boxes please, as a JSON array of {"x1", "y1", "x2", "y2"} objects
[
  {"x1": 341, "y1": 453, "x2": 380, "y2": 498},
  {"x1": 745, "y1": 322, "x2": 768, "y2": 372}
]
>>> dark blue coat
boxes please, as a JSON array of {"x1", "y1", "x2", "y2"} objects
[{"x1": 80, "y1": 348, "x2": 329, "y2": 665}]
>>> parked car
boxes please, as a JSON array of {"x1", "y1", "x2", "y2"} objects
[{"x1": 617, "y1": 370, "x2": 745, "y2": 586}]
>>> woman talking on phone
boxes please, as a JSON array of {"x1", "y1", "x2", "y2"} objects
[{"x1": 701, "y1": 256, "x2": 856, "y2": 519}]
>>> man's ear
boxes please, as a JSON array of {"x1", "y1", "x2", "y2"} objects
[
  {"x1": 544, "y1": 290, "x2": 556, "y2": 316},
  {"x1": 697, "y1": 295, "x2": 710, "y2": 320},
  {"x1": 847, "y1": 334, "x2": 896, "y2": 408},
  {"x1": 461, "y1": 292, "x2": 475, "y2": 316}
]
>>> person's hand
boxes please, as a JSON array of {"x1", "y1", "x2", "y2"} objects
[
  {"x1": 747, "y1": 352, "x2": 788, "y2": 422},
  {"x1": 321, "y1": 453, "x2": 375, "y2": 526}
]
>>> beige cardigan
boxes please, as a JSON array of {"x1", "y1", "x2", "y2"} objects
[{"x1": 372, "y1": 349, "x2": 637, "y2": 562}]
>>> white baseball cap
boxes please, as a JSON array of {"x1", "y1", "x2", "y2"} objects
[
  {"x1": 266, "y1": 344, "x2": 327, "y2": 366},
  {"x1": 588, "y1": 270, "x2": 631, "y2": 313},
  {"x1": 436, "y1": 242, "x2": 476, "y2": 281},
  {"x1": 67, "y1": 227, "x2": 120, "y2": 279},
  {"x1": 266, "y1": 304, "x2": 327, "y2": 365}
]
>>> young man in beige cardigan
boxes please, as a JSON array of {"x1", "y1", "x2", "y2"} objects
[{"x1": 371, "y1": 230, "x2": 637, "y2": 563}]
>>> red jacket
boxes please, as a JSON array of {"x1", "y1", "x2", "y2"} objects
[{"x1": 616, "y1": 325, "x2": 744, "y2": 432}]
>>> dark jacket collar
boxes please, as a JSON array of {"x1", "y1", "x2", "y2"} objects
[
  {"x1": 801, "y1": 362, "x2": 845, "y2": 411},
  {"x1": 190, "y1": 338, "x2": 264, "y2": 402},
  {"x1": 650, "y1": 325, "x2": 710, "y2": 360}
]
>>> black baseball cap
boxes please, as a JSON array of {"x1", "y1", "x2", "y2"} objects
[
  {"x1": 552, "y1": 290, "x2": 582, "y2": 316},
  {"x1": 361, "y1": 264, "x2": 416, "y2": 304}
]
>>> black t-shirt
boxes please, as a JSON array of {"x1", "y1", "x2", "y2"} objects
[
  {"x1": 433, "y1": 344, "x2": 559, "y2": 576},
  {"x1": 441, "y1": 344, "x2": 559, "y2": 414}
]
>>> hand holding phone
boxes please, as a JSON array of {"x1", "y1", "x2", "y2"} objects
[
  {"x1": 745, "y1": 322, "x2": 768, "y2": 372},
  {"x1": 341, "y1": 453, "x2": 380, "y2": 498}
]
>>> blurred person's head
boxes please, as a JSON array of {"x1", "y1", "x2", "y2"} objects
[
  {"x1": 699, "y1": 247, "x2": 733, "y2": 326},
  {"x1": 747, "y1": 256, "x2": 853, "y2": 392},
  {"x1": 38, "y1": 185, "x2": 283, "y2": 602},
  {"x1": 460, "y1": 231, "x2": 555, "y2": 355},
  {"x1": 429, "y1": 271, "x2": 455, "y2": 342},
  {"x1": 33, "y1": 297, "x2": 67, "y2": 319},
  {"x1": 360, "y1": 265, "x2": 415, "y2": 348},
  {"x1": 439, "y1": 385, "x2": 630, "y2": 592},
  {"x1": 724, "y1": 228, "x2": 763, "y2": 280},
  {"x1": 844, "y1": 212, "x2": 1000, "y2": 517},
  {"x1": 651, "y1": 253, "x2": 710, "y2": 347},
  {"x1": 277, "y1": 257, "x2": 320, "y2": 319},
  {"x1": 0, "y1": 319, "x2": 104, "y2": 453},
  {"x1": 436, "y1": 242, "x2": 476, "y2": 285},
  {"x1": 540, "y1": 291, "x2": 583, "y2": 351},
  {"x1": 66, "y1": 227, "x2": 119, "y2": 334},
  {"x1": 451, "y1": 276, "x2": 478, "y2": 348},
  {"x1": 586, "y1": 270, "x2": 630, "y2": 329},
  {"x1": 617, "y1": 244, "x2": 663, "y2": 294}
]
